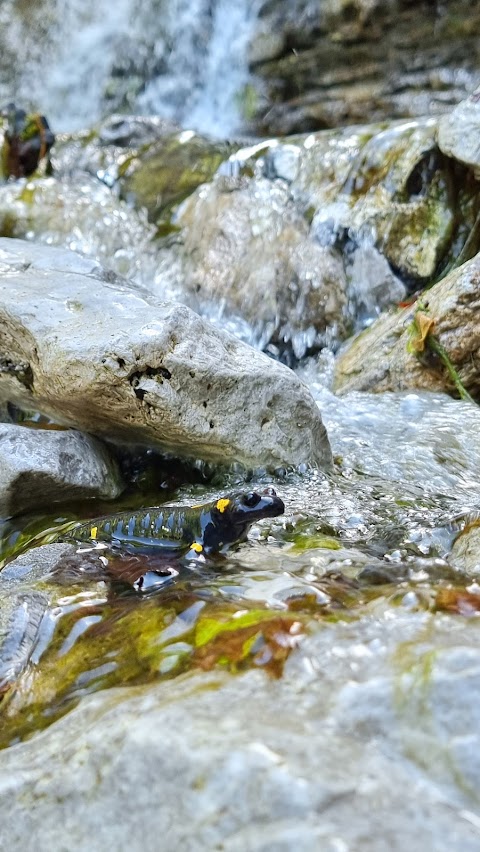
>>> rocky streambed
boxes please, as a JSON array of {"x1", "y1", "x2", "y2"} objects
[{"x1": 1, "y1": 71, "x2": 480, "y2": 852}]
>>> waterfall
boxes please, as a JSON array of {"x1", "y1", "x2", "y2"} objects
[
  {"x1": 138, "y1": 0, "x2": 261, "y2": 137},
  {"x1": 0, "y1": 0, "x2": 260, "y2": 137},
  {"x1": 0, "y1": 0, "x2": 135, "y2": 132}
]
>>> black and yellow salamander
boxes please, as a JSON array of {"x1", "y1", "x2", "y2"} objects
[{"x1": 66, "y1": 488, "x2": 285, "y2": 559}]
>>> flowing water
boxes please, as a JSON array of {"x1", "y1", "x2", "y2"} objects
[
  {"x1": 0, "y1": 0, "x2": 260, "y2": 136},
  {"x1": 2, "y1": 136, "x2": 480, "y2": 744},
  {"x1": 1, "y1": 4, "x2": 480, "y2": 799}
]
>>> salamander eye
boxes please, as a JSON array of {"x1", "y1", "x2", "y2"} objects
[{"x1": 242, "y1": 492, "x2": 261, "y2": 508}]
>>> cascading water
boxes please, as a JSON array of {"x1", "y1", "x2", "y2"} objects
[
  {"x1": 0, "y1": 0, "x2": 260, "y2": 137},
  {"x1": 0, "y1": 0, "x2": 134, "y2": 131},
  {"x1": 138, "y1": 0, "x2": 261, "y2": 136}
]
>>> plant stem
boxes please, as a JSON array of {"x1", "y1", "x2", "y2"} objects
[{"x1": 426, "y1": 335, "x2": 476, "y2": 403}]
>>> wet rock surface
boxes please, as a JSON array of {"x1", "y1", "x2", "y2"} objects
[
  {"x1": 0, "y1": 238, "x2": 331, "y2": 470},
  {"x1": 0, "y1": 424, "x2": 123, "y2": 517},
  {"x1": 3, "y1": 116, "x2": 476, "y2": 361},
  {"x1": 0, "y1": 544, "x2": 90, "y2": 692},
  {"x1": 118, "y1": 129, "x2": 234, "y2": 223},
  {"x1": 309, "y1": 119, "x2": 460, "y2": 283},
  {"x1": 176, "y1": 174, "x2": 348, "y2": 355},
  {"x1": 438, "y1": 86, "x2": 480, "y2": 174},
  {"x1": 251, "y1": 0, "x2": 480, "y2": 136},
  {"x1": 1, "y1": 612, "x2": 480, "y2": 852},
  {"x1": 334, "y1": 254, "x2": 480, "y2": 397}
]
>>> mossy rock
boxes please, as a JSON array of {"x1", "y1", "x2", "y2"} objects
[{"x1": 119, "y1": 132, "x2": 237, "y2": 223}]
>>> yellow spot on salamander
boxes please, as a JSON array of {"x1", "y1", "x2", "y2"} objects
[
  {"x1": 216, "y1": 498, "x2": 230, "y2": 513},
  {"x1": 190, "y1": 542, "x2": 203, "y2": 553},
  {"x1": 90, "y1": 526, "x2": 98, "y2": 540}
]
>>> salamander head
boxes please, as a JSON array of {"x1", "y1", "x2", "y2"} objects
[{"x1": 199, "y1": 487, "x2": 285, "y2": 555}]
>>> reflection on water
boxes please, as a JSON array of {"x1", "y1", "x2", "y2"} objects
[{"x1": 2, "y1": 395, "x2": 480, "y2": 747}]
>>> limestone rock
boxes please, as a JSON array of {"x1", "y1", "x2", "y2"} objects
[
  {"x1": 0, "y1": 424, "x2": 123, "y2": 517},
  {"x1": 334, "y1": 254, "x2": 480, "y2": 398},
  {"x1": 311, "y1": 120, "x2": 456, "y2": 282},
  {"x1": 0, "y1": 239, "x2": 331, "y2": 470},
  {"x1": 438, "y1": 87, "x2": 480, "y2": 175},
  {"x1": 176, "y1": 175, "x2": 348, "y2": 358}
]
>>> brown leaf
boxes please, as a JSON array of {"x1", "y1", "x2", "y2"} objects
[
  {"x1": 409, "y1": 311, "x2": 436, "y2": 354},
  {"x1": 435, "y1": 588, "x2": 480, "y2": 616}
]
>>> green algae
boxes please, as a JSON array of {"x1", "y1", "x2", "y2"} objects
[
  {"x1": 0, "y1": 590, "x2": 306, "y2": 747},
  {"x1": 119, "y1": 133, "x2": 236, "y2": 224},
  {"x1": 289, "y1": 534, "x2": 341, "y2": 552}
]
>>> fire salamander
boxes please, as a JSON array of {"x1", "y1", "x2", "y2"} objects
[{"x1": 66, "y1": 488, "x2": 284, "y2": 560}]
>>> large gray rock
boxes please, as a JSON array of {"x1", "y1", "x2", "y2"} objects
[
  {"x1": 0, "y1": 611, "x2": 479, "y2": 851},
  {"x1": 0, "y1": 239, "x2": 331, "y2": 470},
  {"x1": 0, "y1": 424, "x2": 123, "y2": 517},
  {"x1": 310, "y1": 119, "x2": 456, "y2": 282}
]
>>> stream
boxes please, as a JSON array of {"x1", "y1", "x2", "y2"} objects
[{"x1": 1, "y1": 1, "x2": 480, "y2": 848}]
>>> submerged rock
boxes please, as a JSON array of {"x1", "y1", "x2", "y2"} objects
[
  {"x1": 334, "y1": 254, "x2": 480, "y2": 399},
  {"x1": 0, "y1": 424, "x2": 123, "y2": 518},
  {"x1": 0, "y1": 591, "x2": 49, "y2": 691},
  {"x1": 0, "y1": 239, "x2": 331, "y2": 470},
  {"x1": 0, "y1": 611, "x2": 479, "y2": 850},
  {"x1": 0, "y1": 542, "x2": 106, "y2": 690}
]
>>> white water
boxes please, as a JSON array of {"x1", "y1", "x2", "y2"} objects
[
  {"x1": 0, "y1": 0, "x2": 134, "y2": 131},
  {"x1": 0, "y1": 0, "x2": 260, "y2": 137},
  {"x1": 138, "y1": 0, "x2": 261, "y2": 137}
]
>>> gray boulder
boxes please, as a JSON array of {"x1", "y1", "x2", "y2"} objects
[
  {"x1": 0, "y1": 239, "x2": 331, "y2": 470},
  {"x1": 0, "y1": 424, "x2": 123, "y2": 517}
]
